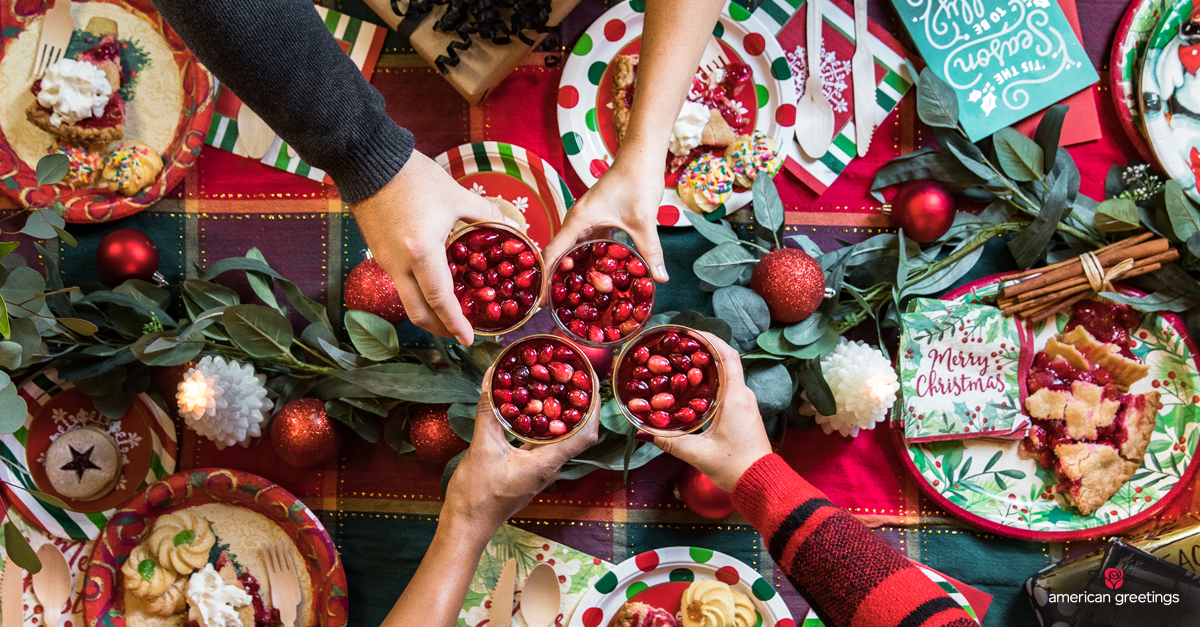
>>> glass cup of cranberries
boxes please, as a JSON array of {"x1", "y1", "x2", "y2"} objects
[
  {"x1": 549, "y1": 239, "x2": 656, "y2": 348},
  {"x1": 489, "y1": 334, "x2": 600, "y2": 443},
  {"x1": 447, "y1": 222, "x2": 544, "y2": 335},
  {"x1": 613, "y1": 325, "x2": 723, "y2": 436}
]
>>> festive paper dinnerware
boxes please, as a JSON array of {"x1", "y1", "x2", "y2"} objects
[
  {"x1": 895, "y1": 276, "x2": 1200, "y2": 541},
  {"x1": 1140, "y1": 0, "x2": 1200, "y2": 202},
  {"x1": 1111, "y1": 0, "x2": 1171, "y2": 165},
  {"x1": 557, "y1": 0, "x2": 796, "y2": 227},
  {"x1": 567, "y1": 547, "x2": 792, "y2": 627},
  {"x1": 0, "y1": 0, "x2": 214, "y2": 222},
  {"x1": 0, "y1": 375, "x2": 177, "y2": 542},
  {"x1": 85, "y1": 468, "x2": 348, "y2": 627},
  {"x1": 435, "y1": 142, "x2": 573, "y2": 250}
]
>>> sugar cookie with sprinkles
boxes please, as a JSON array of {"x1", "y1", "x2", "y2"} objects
[
  {"x1": 102, "y1": 141, "x2": 163, "y2": 196},
  {"x1": 50, "y1": 140, "x2": 104, "y2": 188},
  {"x1": 677, "y1": 154, "x2": 735, "y2": 214},
  {"x1": 724, "y1": 132, "x2": 782, "y2": 189}
]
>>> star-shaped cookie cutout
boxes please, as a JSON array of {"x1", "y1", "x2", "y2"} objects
[{"x1": 60, "y1": 445, "x2": 101, "y2": 482}]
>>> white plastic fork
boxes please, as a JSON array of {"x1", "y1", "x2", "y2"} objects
[
  {"x1": 33, "y1": 0, "x2": 73, "y2": 78},
  {"x1": 262, "y1": 542, "x2": 302, "y2": 627},
  {"x1": 699, "y1": 36, "x2": 729, "y2": 80}
]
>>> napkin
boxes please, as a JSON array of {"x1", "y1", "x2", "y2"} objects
[{"x1": 899, "y1": 298, "x2": 1030, "y2": 442}]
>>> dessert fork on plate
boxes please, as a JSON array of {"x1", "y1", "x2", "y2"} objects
[
  {"x1": 699, "y1": 36, "x2": 729, "y2": 80},
  {"x1": 262, "y1": 542, "x2": 302, "y2": 627},
  {"x1": 34, "y1": 0, "x2": 73, "y2": 78}
]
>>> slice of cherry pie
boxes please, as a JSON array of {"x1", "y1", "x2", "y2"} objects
[
  {"x1": 1020, "y1": 300, "x2": 1160, "y2": 516},
  {"x1": 26, "y1": 18, "x2": 126, "y2": 144},
  {"x1": 615, "y1": 601, "x2": 679, "y2": 627}
]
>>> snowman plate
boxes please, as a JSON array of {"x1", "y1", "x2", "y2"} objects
[
  {"x1": 1112, "y1": 0, "x2": 1171, "y2": 165},
  {"x1": 1140, "y1": 0, "x2": 1200, "y2": 202}
]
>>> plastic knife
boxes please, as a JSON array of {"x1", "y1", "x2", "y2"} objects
[
  {"x1": 2, "y1": 557, "x2": 23, "y2": 627},
  {"x1": 852, "y1": 0, "x2": 876, "y2": 157},
  {"x1": 487, "y1": 558, "x2": 517, "y2": 627}
]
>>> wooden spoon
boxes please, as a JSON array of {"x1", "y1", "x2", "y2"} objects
[
  {"x1": 31, "y1": 545, "x2": 69, "y2": 627},
  {"x1": 521, "y1": 564, "x2": 560, "y2": 627}
]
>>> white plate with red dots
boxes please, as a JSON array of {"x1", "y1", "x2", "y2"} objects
[
  {"x1": 556, "y1": 0, "x2": 796, "y2": 227},
  {"x1": 894, "y1": 275, "x2": 1200, "y2": 542},
  {"x1": 567, "y1": 547, "x2": 793, "y2": 627}
]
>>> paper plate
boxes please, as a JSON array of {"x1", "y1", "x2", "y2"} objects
[
  {"x1": 0, "y1": 371, "x2": 177, "y2": 541},
  {"x1": 567, "y1": 547, "x2": 792, "y2": 627},
  {"x1": 557, "y1": 0, "x2": 797, "y2": 227},
  {"x1": 0, "y1": 509, "x2": 95, "y2": 627},
  {"x1": 435, "y1": 142, "x2": 573, "y2": 251},
  {"x1": 895, "y1": 276, "x2": 1200, "y2": 541},
  {"x1": 84, "y1": 468, "x2": 348, "y2": 627},
  {"x1": 1140, "y1": 0, "x2": 1200, "y2": 202},
  {"x1": 0, "y1": 0, "x2": 213, "y2": 222},
  {"x1": 1110, "y1": 0, "x2": 1170, "y2": 165}
]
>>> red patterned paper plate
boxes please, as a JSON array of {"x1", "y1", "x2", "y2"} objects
[
  {"x1": 892, "y1": 274, "x2": 1200, "y2": 542},
  {"x1": 84, "y1": 469, "x2": 348, "y2": 627},
  {"x1": 1109, "y1": 0, "x2": 1168, "y2": 166},
  {"x1": 0, "y1": 0, "x2": 213, "y2": 223}
]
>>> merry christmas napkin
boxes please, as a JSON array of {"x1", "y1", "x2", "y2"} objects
[{"x1": 899, "y1": 299, "x2": 1030, "y2": 442}]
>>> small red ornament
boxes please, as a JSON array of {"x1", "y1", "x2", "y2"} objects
[
  {"x1": 345, "y1": 253, "x2": 407, "y2": 324},
  {"x1": 409, "y1": 404, "x2": 469, "y2": 467},
  {"x1": 271, "y1": 398, "x2": 342, "y2": 469},
  {"x1": 750, "y1": 248, "x2": 826, "y2": 323},
  {"x1": 889, "y1": 180, "x2": 956, "y2": 243},
  {"x1": 95, "y1": 229, "x2": 159, "y2": 286},
  {"x1": 676, "y1": 465, "x2": 736, "y2": 519}
]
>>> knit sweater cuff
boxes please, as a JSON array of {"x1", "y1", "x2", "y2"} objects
[
  {"x1": 322, "y1": 120, "x2": 415, "y2": 204},
  {"x1": 732, "y1": 454, "x2": 828, "y2": 530}
]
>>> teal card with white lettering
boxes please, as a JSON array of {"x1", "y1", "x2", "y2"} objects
[{"x1": 889, "y1": 0, "x2": 1099, "y2": 141}]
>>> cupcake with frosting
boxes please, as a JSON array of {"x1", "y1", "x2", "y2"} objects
[
  {"x1": 677, "y1": 154, "x2": 735, "y2": 214},
  {"x1": 723, "y1": 132, "x2": 782, "y2": 188}
]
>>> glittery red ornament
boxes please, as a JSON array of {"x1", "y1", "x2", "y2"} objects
[
  {"x1": 676, "y1": 465, "x2": 736, "y2": 519},
  {"x1": 345, "y1": 256, "x2": 407, "y2": 324},
  {"x1": 890, "y1": 180, "x2": 956, "y2": 243},
  {"x1": 271, "y1": 398, "x2": 342, "y2": 469},
  {"x1": 750, "y1": 248, "x2": 825, "y2": 323},
  {"x1": 409, "y1": 404, "x2": 468, "y2": 467},
  {"x1": 95, "y1": 229, "x2": 159, "y2": 286}
]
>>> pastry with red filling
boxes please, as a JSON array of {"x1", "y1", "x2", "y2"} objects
[
  {"x1": 614, "y1": 601, "x2": 679, "y2": 627},
  {"x1": 25, "y1": 18, "x2": 126, "y2": 144},
  {"x1": 1020, "y1": 300, "x2": 1160, "y2": 516}
]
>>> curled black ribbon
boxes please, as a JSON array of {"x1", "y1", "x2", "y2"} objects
[{"x1": 391, "y1": 0, "x2": 552, "y2": 75}]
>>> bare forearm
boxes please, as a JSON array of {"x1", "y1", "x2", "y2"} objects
[{"x1": 619, "y1": 0, "x2": 725, "y2": 169}]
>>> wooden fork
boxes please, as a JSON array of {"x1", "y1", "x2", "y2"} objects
[
  {"x1": 262, "y1": 542, "x2": 302, "y2": 627},
  {"x1": 33, "y1": 0, "x2": 73, "y2": 78}
]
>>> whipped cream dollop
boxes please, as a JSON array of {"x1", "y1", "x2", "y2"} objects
[
  {"x1": 36, "y1": 58, "x2": 112, "y2": 127},
  {"x1": 668, "y1": 101, "x2": 711, "y2": 156},
  {"x1": 186, "y1": 564, "x2": 251, "y2": 627}
]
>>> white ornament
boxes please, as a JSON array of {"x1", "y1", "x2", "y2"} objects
[
  {"x1": 800, "y1": 339, "x2": 899, "y2": 437},
  {"x1": 176, "y1": 356, "x2": 273, "y2": 449}
]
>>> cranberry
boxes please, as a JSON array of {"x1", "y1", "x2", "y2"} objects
[
  {"x1": 603, "y1": 326, "x2": 621, "y2": 342},
  {"x1": 486, "y1": 245, "x2": 504, "y2": 265},
  {"x1": 633, "y1": 303, "x2": 652, "y2": 322},
  {"x1": 632, "y1": 346, "x2": 651, "y2": 364},
  {"x1": 502, "y1": 239, "x2": 526, "y2": 255},
  {"x1": 529, "y1": 383, "x2": 549, "y2": 400},
  {"x1": 576, "y1": 303, "x2": 600, "y2": 321},
  {"x1": 648, "y1": 411, "x2": 671, "y2": 428},
  {"x1": 531, "y1": 415, "x2": 549, "y2": 435},
  {"x1": 468, "y1": 252, "x2": 488, "y2": 272},
  {"x1": 565, "y1": 273, "x2": 584, "y2": 291},
  {"x1": 554, "y1": 346, "x2": 577, "y2": 361},
  {"x1": 552, "y1": 284, "x2": 568, "y2": 304},
  {"x1": 521, "y1": 346, "x2": 539, "y2": 366},
  {"x1": 626, "y1": 380, "x2": 651, "y2": 397},
  {"x1": 572, "y1": 370, "x2": 591, "y2": 390},
  {"x1": 591, "y1": 241, "x2": 609, "y2": 257},
  {"x1": 493, "y1": 389, "x2": 512, "y2": 403},
  {"x1": 660, "y1": 333, "x2": 680, "y2": 353},
  {"x1": 562, "y1": 409, "x2": 582, "y2": 424},
  {"x1": 548, "y1": 420, "x2": 568, "y2": 436},
  {"x1": 531, "y1": 364, "x2": 550, "y2": 383},
  {"x1": 649, "y1": 376, "x2": 670, "y2": 393},
  {"x1": 687, "y1": 368, "x2": 704, "y2": 387},
  {"x1": 593, "y1": 293, "x2": 612, "y2": 311},
  {"x1": 544, "y1": 398, "x2": 562, "y2": 420},
  {"x1": 587, "y1": 325, "x2": 606, "y2": 344},
  {"x1": 690, "y1": 351, "x2": 711, "y2": 368},
  {"x1": 550, "y1": 383, "x2": 566, "y2": 397},
  {"x1": 669, "y1": 353, "x2": 692, "y2": 372},
  {"x1": 538, "y1": 344, "x2": 555, "y2": 364},
  {"x1": 670, "y1": 374, "x2": 689, "y2": 394},
  {"x1": 559, "y1": 256, "x2": 575, "y2": 271},
  {"x1": 569, "y1": 319, "x2": 588, "y2": 337},
  {"x1": 595, "y1": 257, "x2": 620, "y2": 274},
  {"x1": 495, "y1": 371, "x2": 512, "y2": 388},
  {"x1": 515, "y1": 270, "x2": 538, "y2": 289},
  {"x1": 581, "y1": 284, "x2": 596, "y2": 300},
  {"x1": 476, "y1": 286, "x2": 496, "y2": 303},
  {"x1": 678, "y1": 337, "x2": 702, "y2": 354},
  {"x1": 516, "y1": 251, "x2": 537, "y2": 269},
  {"x1": 517, "y1": 291, "x2": 535, "y2": 308},
  {"x1": 628, "y1": 398, "x2": 651, "y2": 414},
  {"x1": 461, "y1": 297, "x2": 475, "y2": 318},
  {"x1": 449, "y1": 242, "x2": 469, "y2": 264},
  {"x1": 497, "y1": 261, "x2": 516, "y2": 277},
  {"x1": 515, "y1": 415, "x2": 532, "y2": 433},
  {"x1": 648, "y1": 355, "x2": 673, "y2": 375},
  {"x1": 548, "y1": 361, "x2": 575, "y2": 383},
  {"x1": 500, "y1": 403, "x2": 520, "y2": 419},
  {"x1": 673, "y1": 408, "x2": 697, "y2": 424},
  {"x1": 524, "y1": 399, "x2": 544, "y2": 415},
  {"x1": 619, "y1": 320, "x2": 641, "y2": 336},
  {"x1": 613, "y1": 300, "x2": 633, "y2": 323},
  {"x1": 466, "y1": 271, "x2": 486, "y2": 288},
  {"x1": 512, "y1": 387, "x2": 529, "y2": 405},
  {"x1": 568, "y1": 390, "x2": 590, "y2": 408},
  {"x1": 465, "y1": 230, "x2": 500, "y2": 252},
  {"x1": 498, "y1": 280, "x2": 515, "y2": 298},
  {"x1": 608, "y1": 244, "x2": 630, "y2": 259},
  {"x1": 689, "y1": 398, "x2": 709, "y2": 413},
  {"x1": 512, "y1": 366, "x2": 531, "y2": 385},
  {"x1": 589, "y1": 270, "x2": 614, "y2": 293},
  {"x1": 566, "y1": 292, "x2": 583, "y2": 307},
  {"x1": 633, "y1": 366, "x2": 652, "y2": 379},
  {"x1": 454, "y1": 283, "x2": 467, "y2": 299},
  {"x1": 626, "y1": 258, "x2": 648, "y2": 277}
]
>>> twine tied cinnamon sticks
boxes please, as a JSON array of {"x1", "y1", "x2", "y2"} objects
[{"x1": 996, "y1": 233, "x2": 1179, "y2": 323}]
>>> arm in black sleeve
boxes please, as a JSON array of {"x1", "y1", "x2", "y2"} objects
[{"x1": 152, "y1": 0, "x2": 413, "y2": 202}]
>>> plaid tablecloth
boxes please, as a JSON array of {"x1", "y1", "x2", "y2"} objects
[{"x1": 1, "y1": 0, "x2": 1190, "y2": 625}]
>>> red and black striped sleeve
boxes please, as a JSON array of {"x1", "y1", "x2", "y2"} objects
[{"x1": 733, "y1": 454, "x2": 978, "y2": 627}]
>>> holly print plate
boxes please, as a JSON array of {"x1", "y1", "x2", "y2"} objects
[
  {"x1": 1110, "y1": 0, "x2": 1170, "y2": 165},
  {"x1": 435, "y1": 142, "x2": 573, "y2": 251},
  {"x1": 1139, "y1": 0, "x2": 1200, "y2": 202},
  {"x1": 895, "y1": 276, "x2": 1200, "y2": 541},
  {"x1": 557, "y1": 0, "x2": 796, "y2": 227},
  {"x1": 567, "y1": 547, "x2": 792, "y2": 627}
]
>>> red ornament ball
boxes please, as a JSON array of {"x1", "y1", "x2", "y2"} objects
[
  {"x1": 890, "y1": 180, "x2": 956, "y2": 243},
  {"x1": 345, "y1": 257, "x2": 407, "y2": 324},
  {"x1": 271, "y1": 398, "x2": 342, "y2": 469},
  {"x1": 676, "y1": 465, "x2": 737, "y2": 519},
  {"x1": 95, "y1": 229, "x2": 159, "y2": 286},
  {"x1": 409, "y1": 404, "x2": 469, "y2": 467},
  {"x1": 750, "y1": 248, "x2": 826, "y2": 323}
]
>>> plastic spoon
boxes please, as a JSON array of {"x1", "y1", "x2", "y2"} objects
[
  {"x1": 31, "y1": 545, "x2": 69, "y2": 627},
  {"x1": 521, "y1": 564, "x2": 560, "y2": 627}
]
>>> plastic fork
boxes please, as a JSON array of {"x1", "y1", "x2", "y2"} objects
[
  {"x1": 262, "y1": 542, "x2": 302, "y2": 627},
  {"x1": 699, "y1": 36, "x2": 728, "y2": 80},
  {"x1": 33, "y1": 0, "x2": 73, "y2": 78}
]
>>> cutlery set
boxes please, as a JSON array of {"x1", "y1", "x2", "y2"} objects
[
  {"x1": 797, "y1": 0, "x2": 875, "y2": 159},
  {"x1": 488, "y1": 560, "x2": 561, "y2": 627}
]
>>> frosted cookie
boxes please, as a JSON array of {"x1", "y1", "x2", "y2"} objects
[
  {"x1": 44, "y1": 426, "x2": 121, "y2": 501},
  {"x1": 677, "y1": 154, "x2": 735, "y2": 214},
  {"x1": 50, "y1": 140, "x2": 104, "y2": 188},
  {"x1": 723, "y1": 132, "x2": 782, "y2": 188},
  {"x1": 148, "y1": 510, "x2": 217, "y2": 576},
  {"x1": 122, "y1": 544, "x2": 178, "y2": 600},
  {"x1": 102, "y1": 141, "x2": 163, "y2": 196}
]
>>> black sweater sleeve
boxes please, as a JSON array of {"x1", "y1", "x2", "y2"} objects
[{"x1": 152, "y1": 0, "x2": 414, "y2": 202}]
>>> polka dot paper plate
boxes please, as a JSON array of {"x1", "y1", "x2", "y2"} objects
[
  {"x1": 557, "y1": 0, "x2": 796, "y2": 227},
  {"x1": 435, "y1": 142, "x2": 573, "y2": 251},
  {"x1": 566, "y1": 547, "x2": 793, "y2": 627}
]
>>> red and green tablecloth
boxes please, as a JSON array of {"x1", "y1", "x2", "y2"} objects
[{"x1": 1, "y1": 0, "x2": 1190, "y2": 625}]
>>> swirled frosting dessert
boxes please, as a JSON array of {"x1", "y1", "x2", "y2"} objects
[{"x1": 681, "y1": 580, "x2": 736, "y2": 627}]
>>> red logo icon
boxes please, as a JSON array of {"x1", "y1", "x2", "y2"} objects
[{"x1": 1104, "y1": 568, "x2": 1124, "y2": 590}]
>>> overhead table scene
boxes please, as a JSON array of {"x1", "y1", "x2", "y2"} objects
[{"x1": 1, "y1": 0, "x2": 1200, "y2": 626}]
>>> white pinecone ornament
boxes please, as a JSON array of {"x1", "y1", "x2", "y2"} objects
[
  {"x1": 800, "y1": 339, "x2": 899, "y2": 437},
  {"x1": 176, "y1": 356, "x2": 273, "y2": 449}
]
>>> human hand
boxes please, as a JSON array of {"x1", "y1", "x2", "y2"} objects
[
  {"x1": 647, "y1": 332, "x2": 773, "y2": 492},
  {"x1": 443, "y1": 379, "x2": 601, "y2": 529},
  {"x1": 350, "y1": 151, "x2": 510, "y2": 345},
  {"x1": 543, "y1": 155, "x2": 669, "y2": 283}
]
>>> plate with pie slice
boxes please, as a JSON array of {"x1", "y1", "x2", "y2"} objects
[
  {"x1": 557, "y1": 0, "x2": 796, "y2": 228},
  {"x1": 895, "y1": 275, "x2": 1200, "y2": 541},
  {"x1": 84, "y1": 468, "x2": 348, "y2": 627},
  {"x1": 0, "y1": 0, "x2": 213, "y2": 222}
]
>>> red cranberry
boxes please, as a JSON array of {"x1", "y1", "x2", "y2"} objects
[
  {"x1": 593, "y1": 293, "x2": 612, "y2": 311},
  {"x1": 550, "y1": 383, "x2": 566, "y2": 397},
  {"x1": 476, "y1": 287, "x2": 497, "y2": 303},
  {"x1": 572, "y1": 370, "x2": 591, "y2": 390},
  {"x1": 673, "y1": 408, "x2": 697, "y2": 424},
  {"x1": 494, "y1": 389, "x2": 513, "y2": 404},
  {"x1": 524, "y1": 399, "x2": 544, "y2": 415},
  {"x1": 498, "y1": 280, "x2": 515, "y2": 299},
  {"x1": 576, "y1": 303, "x2": 600, "y2": 321},
  {"x1": 485, "y1": 302, "x2": 502, "y2": 321},
  {"x1": 512, "y1": 366, "x2": 531, "y2": 385},
  {"x1": 565, "y1": 273, "x2": 584, "y2": 291},
  {"x1": 595, "y1": 257, "x2": 620, "y2": 274},
  {"x1": 486, "y1": 269, "x2": 500, "y2": 286},
  {"x1": 649, "y1": 376, "x2": 670, "y2": 393},
  {"x1": 554, "y1": 346, "x2": 578, "y2": 361},
  {"x1": 529, "y1": 383, "x2": 549, "y2": 400},
  {"x1": 500, "y1": 403, "x2": 520, "y2": 420},
  {"x1": 619, "y1": 320, "x2": 641, "y2": 336},
  {"x1": 633, "y1": 366, "x2": 652, "y2": 379},
  {"x1": 538, "y1": 344, "x2": 555, "y2": 364},
  {"x1": 521, "y1": 346, "x2": 539, "y2": 366},
  {"x1": 501, "y1": 300, "x2": 519, "y2": 318},
  {"x1": 454, "y1": 283, "x2": 467, "y2": 300},
  {"x1": 568, "y1": 390, "x2": 590, "y2": 408},
  {"x1": 515, "y1": 270, "x2": 538, "y2": 289},
  {"x1": 461, "y1": 297, "x2": 476, "y2": 318},
  {"x1": 632, "y1": 346, "x2": 651, "y2": 364},
  {"x1": 569, "y1": 319, "x2": 588, "y2": 337},
  {"x1": 515, "y1": 415, "x2": 532, "y2": 433},
  {"x1": 603, "y1": 326, "x2": 621, "y2": 342},
  {"x1": 552, "y1": 284, "x2": 568, "y2": 304},
  {"x1": 670, "y1": 374, "x2": 689, "y2": 394},
  {"x1": 626, "y1": 258, "x2": 648, "y2": 277},
  {"x1": 669, "y1": 354, "x2": 692, "y2": 371},
  {"x1": 468, "y1": 252, "x2": 488, "y2": 272},
  {"x1": 691, "y1": 351, "x2": 711, "y2": 368},
  {"x1": 660, "y1": 333, "x2": 680, "y2": 353},
  {"x1": 516, "y1": 251, "x2": 537, "y2": 269},
  {"x1": 628, "y1": 398, "x2": 651, "y2": 414},
  {"x1": 647, "y1": 355, "x2": 672, "y2": 375},
  {"x1": 648, "y1": 411, "x2": 671, "y2": 428},
  {"x1": 486, "y1": 245, "x2": 504, "y2": 265},
  {"x1": 548, "y1": 361, "x2": 575, "y2": 383},
  {"x1": 612, "y1": 271, "x2": 632, "y2": 291},
  {"x1": 591, "y1": 241, "x2": 609, "y2": 257},
  {"x1": 531, "y1": 365, "x2": 550, "y2": 382},
  {"x1": 650, "y1": 393, "x2": 675, "y2": 410},
  {"x1": 562, "y1": 409, "x2": 582, "y2": 424},
  {"x1": 689, "y1": 398, "x2": 709, "y2": 413},
  {"x1": 548, "y1": 420, "x2": 567, "y2": 436},
  {"x1": 678, "y1": 337, "x2": 702, "y2": 354},
  {"x1": 497, "y1": 261, "x2": 516, "y2": 277},
  {"x1": 531, "y1": 415, "x2": 549, "y2": 435},
  {"x1": 450, "y1": 242, "x2": 469, "y2": 264},
  {"x1": 608, "y1": 244, "x2": 630, "y2": 259},
  {"x1": 502, "y1": 239, "x2": 526, "y2": 255},
  {"x1": 465, "y1": 230, "x2": 500, "y2": 252},
  {"x1": 633, "y1": 303, "x2": 652, "y2": 322},
  {"x1": 612, "y1": 300, "x2": 633, "y2": 323},
  {"x1": 581, "y1": 284, "x2": 596, "y2": 300},
  {"x1": 495, "y1": 371, "x2": 512, "y2": 388},
  {"x1": 566, "y1": 292, "x2": 583, "y2": 307},
  {"x1": 589, "y1": 270, "x2": 614, "y2": 294},
  {"x1": 466, "y1": 271, "x2": 486, "y2": 288},
  {"x1": 512, "y1": 387, "x2": 529, "y2": 405},
  {"x1": 544, "y1": 398, "x2": 562, "y2": 420},
  {"x1": 687, "y1": 368, "x2": 704, "y2": 387},
  {"x1": 587, "y1": 325, "x2": 605, "y2": 344},
  {"x1": 517, "y1": 291, "x2": 536, "y2": 308},
  {"x1": 626, "y1": 380, "x2": 651, "y2": 397}
]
